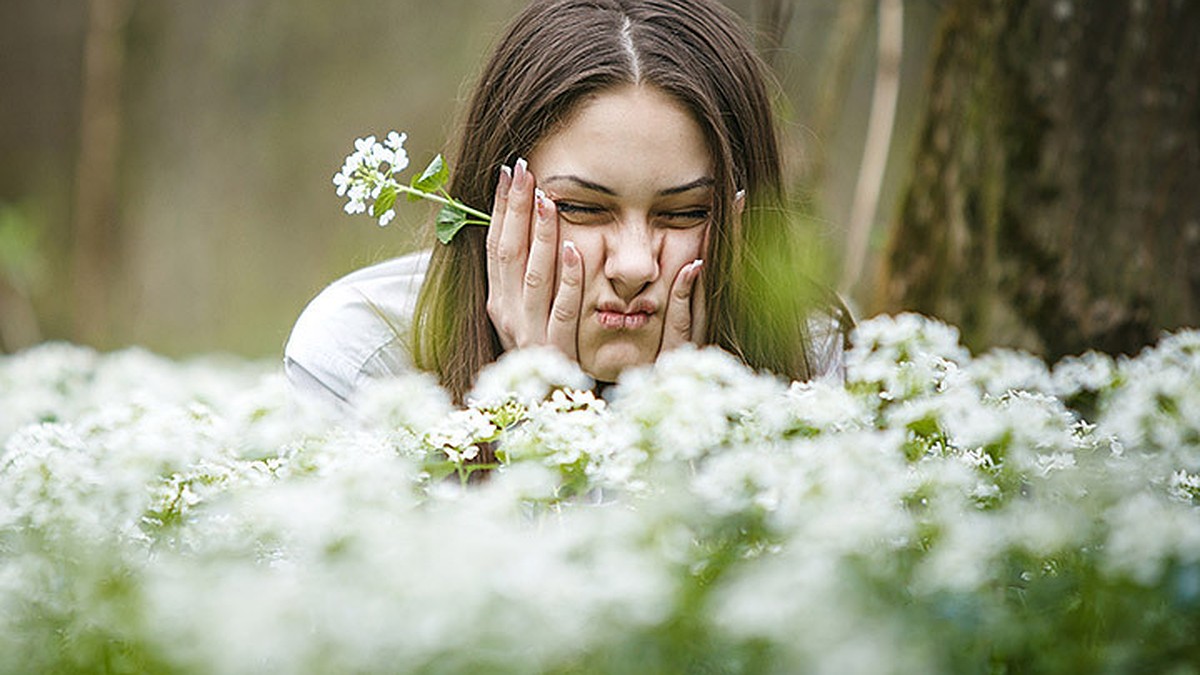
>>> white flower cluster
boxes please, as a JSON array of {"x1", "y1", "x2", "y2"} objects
[
  {"x1": 332, "y1": 131, "x2": 410, "y2": 225},
  {"x1": 468, "y1": 346, "x2": 594, "y2": 408},
  {"x1": 2, "y1": 313, "x2": 1199, "y2": 673}
]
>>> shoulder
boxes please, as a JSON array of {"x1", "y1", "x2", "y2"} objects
[{"x1": 284, "y1": 250, "x2": 431, "y2": 404}]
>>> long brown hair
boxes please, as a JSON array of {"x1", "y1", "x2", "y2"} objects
[{"x1": 412, "y1": 0, "x2": 844, "y2": 402}]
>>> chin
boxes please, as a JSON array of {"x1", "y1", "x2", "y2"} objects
[{"x1": 581, "y1": 342, "x2": 657, "y2": 383}]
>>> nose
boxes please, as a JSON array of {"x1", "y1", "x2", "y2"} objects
[{"x1": 603, "y1": 218, "x2": 659, "y2": 299}]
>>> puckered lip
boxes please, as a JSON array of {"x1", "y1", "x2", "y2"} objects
[
  {"x1": 593, "y1": 298, "x2": 659, "y2": 330},
  {"x1": 595, "y1": 298, "x2": 659, "y2": 315}
]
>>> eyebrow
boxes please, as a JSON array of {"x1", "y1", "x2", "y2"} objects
[{"x1": 542, "y1": 175, "x2": 714, "y2": 197}]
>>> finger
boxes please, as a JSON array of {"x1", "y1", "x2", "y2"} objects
[
  {"x1": 692, "y1": 220, "x2": 714, "y2": 344},
  {"x1": 660, "y1": 258, "x2": 703, "y2": 352},
  {"x1": 522, "y1": 188, "x2": 559, "y2": 332},
  {"x1": 486, "y1": 164, "x2": 512, "y2": 302},
  {"x1": 546, "y1": 240, "x2": 583, "y2": 358},
  {"x1": 690, "y1": 263, "x2": 707, "y2": 344},
  {"x1": 498, "y1": 157, "x2": 534, "y2": 303},
  {"x1": 486, "y1": 165, "x2": 513, "y2": 346}
]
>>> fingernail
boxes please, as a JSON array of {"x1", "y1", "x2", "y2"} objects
[
  {"x1": 690, "y1": 258, "x2": 704, "y2": 278},
  {"x1": 497, "y1": 165, "x2": 512, "y2": 193},
  {"x1": 515, "y1": 157, "x2": 528, "y2": 183},
  {"x1": 563, "y1": 240, "x2": 579, "y2": 266},
  {"x1": 535, "y1": 188, "x2": 548, "y2": 217},
  {"x1": 734, "y1": 189, "x2": 746, "y2": 202}
]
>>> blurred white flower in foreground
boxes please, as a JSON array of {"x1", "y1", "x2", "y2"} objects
[{"x1": 1, "y1": 314, "x2": 1198, "y2": 674}]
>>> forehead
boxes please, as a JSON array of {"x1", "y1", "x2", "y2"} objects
[{"x1": 530, "y1": 84, "x2": 713, "y2": 195}]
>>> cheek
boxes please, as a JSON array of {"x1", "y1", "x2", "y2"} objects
[{"x1": 660, "y1": 229, "x2": 707, "y2": 277}]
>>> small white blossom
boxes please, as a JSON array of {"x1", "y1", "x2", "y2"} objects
[
  {"x1": 1167, "y1": 469, "x2": 1200, "y2": 503},
  {"x1": 1051, "y1": 350, "x2": 1117, "y2": 397},
  {"x1": 423, "y1": 408, "x2": 496, "y2": 463}
]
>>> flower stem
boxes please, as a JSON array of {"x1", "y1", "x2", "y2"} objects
[{"x1": 395, "y1": 184, "x2": 491, "y2": 223}]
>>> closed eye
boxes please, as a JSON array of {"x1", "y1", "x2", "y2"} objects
[
  {"x1": 554, "y1": 201, "x2": 604, "y2": 215},
  {"x1": 659, "y1": 209, "x2": 710, "y2": 228},
  {"x1": 664, "y1": 209, "x2": 710, "y2": 220},
  {"x1": 554, "y1": 201, "x2": 611, "y2": 225}
]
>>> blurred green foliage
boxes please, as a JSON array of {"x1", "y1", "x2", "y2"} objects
[{"x1": 0, "y1": 203, "x2": 43, "y2": 291}]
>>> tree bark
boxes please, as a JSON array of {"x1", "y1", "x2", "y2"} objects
[{"x1": 876, "y1": 0, "x2": 1200, "y2": 359}]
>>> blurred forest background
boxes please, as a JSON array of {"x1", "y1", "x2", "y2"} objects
[
  {"x1": 0, "y1": 0, "x2": 941, "y2": 359},
  {"x1": 1, "y1": 0, "x2": 1195, "y2": 362}
]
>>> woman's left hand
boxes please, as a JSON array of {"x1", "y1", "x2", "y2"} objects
[
  {"x1": 660, "y1": 191, "x2": 738, "y2": 354},
  {"x1": 658, "y1": 258, "x2": 705, "y2": 353}
]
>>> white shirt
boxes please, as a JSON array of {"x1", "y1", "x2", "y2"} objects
[
  {"x1": 284, "y1": 250, "x2": 430, "y2": 406},
  {"x1": 284, "y1": 250, "x2": 847, "y2": 406}
]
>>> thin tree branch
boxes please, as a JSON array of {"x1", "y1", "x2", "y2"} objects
[{"x1": 839, "y1": 0, "x2": 903, "y2": 297}]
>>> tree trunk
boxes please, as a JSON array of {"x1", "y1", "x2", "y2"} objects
[
  {"x1": 72, "y1": 0, "x2": 131, "y2": 346},
  {"x1": 876, "y1": 0, "x2": 1200, "y2": 359}
]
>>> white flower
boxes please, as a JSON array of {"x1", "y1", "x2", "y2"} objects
[
  {"x1": 783, "y1": 379, "x2": 872, "y2": 434},
  {"x1": 1104, "y1": 492, "x2": 1200, "y2": 584},
  {"x1": 847, "y1": 313, "x2": 970, "y2": 403},
  {"x1": 1051, "y1": 350, "x2": 1117, "y2": 396},
  {"x1": 6, "y1": 319, "x2": 1200, "y2": 672},
  {"x1": 611, "y1": 345, "x2": 786, "y2": 461},
  {"x1": 354, "y1": 371, "x2": 454, "y2": 434},
  {"x1": 422, "y1": 408, "x2": 496, "y2": 462},
  {"x1": 384, "y1": 131, "x2": 410, "y2": 173},
  {"x1": 1167, "y1": 469, "x2": 1200, "y2": 503},
  {"x1": 469, "y1": 347, "x2": 592, "y2": 408},
  {"x1": 332, "y1": 170, "x2": 352, "y2": 197},
  {"x1": 965, "y1": 348, "x2": 1053, "y2": 397},
  {"x1": 354, "y1": 135, "x2": 376, "y2": 155}
]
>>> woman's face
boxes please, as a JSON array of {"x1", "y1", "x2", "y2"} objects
[{"x1": 528, "y1": 84, "x2": 713, "y2": 382}]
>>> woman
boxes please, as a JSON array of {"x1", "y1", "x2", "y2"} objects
[{"x1": 285, "y1": 0, "x2": 852, "y2": 407}]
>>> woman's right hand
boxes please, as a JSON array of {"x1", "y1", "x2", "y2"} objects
[{"x1": 485, "y1": 158, "x2": 584, "y2": 357}]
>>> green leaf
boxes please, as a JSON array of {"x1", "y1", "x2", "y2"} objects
[
  {"x1": 436, "y1": 205, "x2": 469, "y2": 244},
  {"x1": 372, "y1": 185, "x2": 397, "y2": 219},
  {"x1": 423, "y1": 460, "x2": 458, "y2": 482},
  {"x1": 410, "y1": 154, "x2": 450, "y2": 199}
]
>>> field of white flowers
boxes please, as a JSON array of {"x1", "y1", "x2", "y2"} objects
[{"x1": 2, "y1": 314, "x2": 1199, "y2": 674}]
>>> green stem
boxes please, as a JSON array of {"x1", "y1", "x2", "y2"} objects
[{"x1": 395, "y1": 184, "x2": 491, "y2": 223}]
